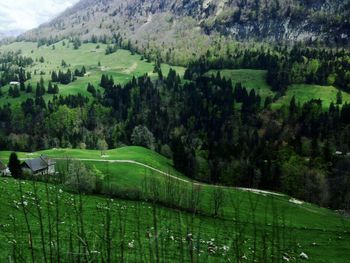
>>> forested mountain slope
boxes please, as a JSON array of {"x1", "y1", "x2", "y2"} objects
[{"x1": 20, "y1": 0, "x2": 350, "y2": 62}]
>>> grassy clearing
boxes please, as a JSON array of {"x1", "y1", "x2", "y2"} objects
[
  {"x1": 0, "y1": 147, "x2": 349, "y2": 262},
  {"x1": 273, "y1": 84, "x2": 350, "y2": 109},
  {"x1": 0, "y1": 41, "x2": 185, "y2": 107},
  {"x1": 206, "y1": 69, "x2": 275, "y2": 100},
  {"x1": 206, "y1": 70, "x2": 350, "y2": 110}
]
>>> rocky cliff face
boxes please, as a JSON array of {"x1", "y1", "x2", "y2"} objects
[{"x1": 20, "y1": 0, "x2": 350, "y2": 56}]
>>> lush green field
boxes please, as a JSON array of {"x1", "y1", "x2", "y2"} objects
[
  {"x1": 0, "y1": 146, "x2": 183, "y2": 179},
  {"x1": 206, "y1": 69, "x2": 350, "y2": 109},
  {"x1": 206, "y1": 69, "x2": 276, "y2": 100},
  {"x1": 0, "y1": 177, "x2": 246, "y2": 262},
  {"x1": 0, "y1": 41, "x2": 185, "y2": 106},
  {"x1": 0, "y1": 147, "x2": 349, "y2": 262},
  {"x1": 274, "y1": 84, "x2": 350, "y2": 109}
]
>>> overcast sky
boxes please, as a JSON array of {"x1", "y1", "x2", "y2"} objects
[{"x1": 0, "y1": 0, "x2": 79, "y2": 35}]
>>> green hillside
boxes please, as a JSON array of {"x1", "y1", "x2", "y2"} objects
[
  {"x1": 1, "y1": 42, "x2": 349, "y2": 110},
  {"x1": 0, "y1": 41, "x2": 185, "y2": 106},
  {"x1": 0, "y1": 147, "x2": 349, "y2": 262}
]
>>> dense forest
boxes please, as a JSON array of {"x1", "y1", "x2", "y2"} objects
[{"x1": 0, "y1": 41, "x2": 350, "y2": 212}]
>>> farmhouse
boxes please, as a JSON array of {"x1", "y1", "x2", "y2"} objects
[
  {"x1": 22, "y1": 155, "x2": 56, "y2": 176},
  {"x1": 0, "y1": 160, "x2": 11, "y2": 176}
]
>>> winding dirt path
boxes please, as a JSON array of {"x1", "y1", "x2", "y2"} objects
[{"x1": 52, "y1": 157, "x2": 284, "y2": 196}]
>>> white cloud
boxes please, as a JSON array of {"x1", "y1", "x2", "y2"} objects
[{"x1": 0, "y1": 0, "x2": 79, "y2": 35}]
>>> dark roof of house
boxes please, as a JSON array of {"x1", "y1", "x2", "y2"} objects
[
  {"x1": 23, "y1": 156, "x2": 55, "y2": 172},
  {"x1": 0, "y1": 160, "x2": 6, "y2": 170}
]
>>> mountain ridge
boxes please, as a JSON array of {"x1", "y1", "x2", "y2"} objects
[{"x1": 17, "y1": 0, "x2": 350, "y2": 63}]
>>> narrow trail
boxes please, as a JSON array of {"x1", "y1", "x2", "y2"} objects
[{"x1": 52, "y1": 157, "x2": 284, "y2": 197}]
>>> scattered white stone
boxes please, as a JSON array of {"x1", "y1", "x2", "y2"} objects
[
  {"x1": 128, "y1": 240, "x2": 135, "y2": 249},
  {"x1": 222, "y1": 245, "x2": 229, "y2": 252},
  {"x1": 300, "y1": 252, "x2": 309, "y2": 260},
  {"x1": 282, "y1": 255, "x2": 290, "y2": 262}
]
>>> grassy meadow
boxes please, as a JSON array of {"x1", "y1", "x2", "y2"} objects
[
  {"x1": 206, "y1": 69, "x2": 350, "y2": 110},
  {"x1": 273, "y1": 84, "x2": 350, "y2": 109},
  {"x1": 206, "y1": 69, "x2": 275, "y2": 100},
  {"x1": 0, "y1": 41, "x2": 185, "y2": 106},
  {"x1": 0, "y1": 147, "x2": 349, "y2": 262}
]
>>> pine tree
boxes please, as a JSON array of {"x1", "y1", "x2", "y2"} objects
[
  {"x1": 8, "y1": 86, "x2": 13, "y2": 96},
  {"x1": 48, "y1": 81, "x2": 53, "y2": 93},
  {"x1": 73, "y1": 38, "x2": 81, "y2": 49},
  {"x1": 26, "y1": 83, "x2": 33, "y2": 93},
  {"x1": 40, "y1": 77, "x2": 45, "y2": 89},
  {"x1": 20, "y1": 82, "x2": 25, "y2": 91},
  {"x1": 51, "y1": 71, "x2": 58, "y2": 82},
  {"x1": 81, "y1": 66, "x2": 86, "y2": 75},
  {"x1": 337, "y1": 90, "x2": 343, "y2": 105},
  {"x1": 8, "y1": 153, "x2": 22, "y2": 179},
  {"x1": 53, "y1": 84, "x2": 59, "y2": 94},
  {"x1": 12, "y1": 86, "x2": 20, "y2": 98}
]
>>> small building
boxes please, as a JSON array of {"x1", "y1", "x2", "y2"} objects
[
  {"x1": 9, "y1": 81, "x2": 20, "y2": 86},
  {"x1": 22, "y1": 155, "x2": 56, "y2": 176},
  {"x1": 0, "y1": 160, "x2": 11, "y2": 177}
]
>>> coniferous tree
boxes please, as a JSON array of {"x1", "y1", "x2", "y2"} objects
[
  {"x1": 48, "y1": 81, "x2": 53, "y2": 94},
  {"x1": 8, "y1": 152, "x2": 22, "y2": 179},
  {"x1": 12, "y1": 86, "x2": 20, "y2": 98},
  {"x1": 53, "y1": 84, "x2": 59, "y2": 94},
  {"x1": 337, "y1": 90, "x2": 343, "y2": 105},
  {"x1": 51, "y1": 71, "x2": 58, "y2": 82},
  {"x1": 26, "y1": 83, "x2": 33, "y2": 93},
  {"x1": 8, "y1": 86, "x2": 13, "y2": 97}
]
